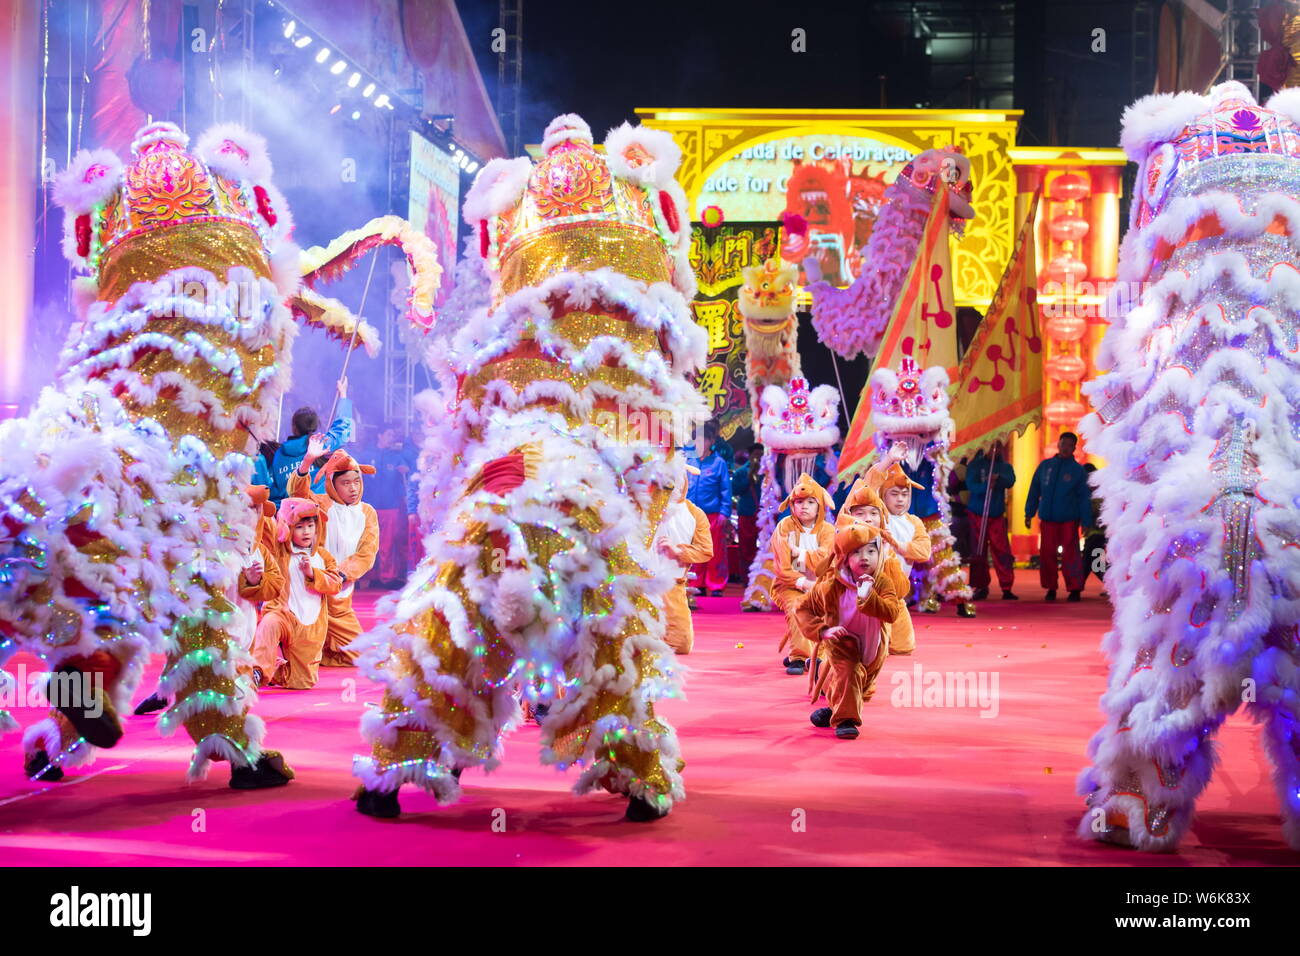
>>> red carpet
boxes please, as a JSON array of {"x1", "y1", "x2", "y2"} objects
[{"x1": 1, "y1": 572, "x2": 1295, "y2": 865}]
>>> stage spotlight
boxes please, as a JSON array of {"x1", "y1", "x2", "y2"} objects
[
  {"x1": 330, "y1": 59, "x2": 347, "y2": 75},
  {"x1": 293, "y1": 35, "x2": 312, "y2": 48},
  {"x1": 315, "y1": 47, "x2": 331, "y2": 64},
  {"x1": 362, "y1": 82, "x2": 376, "y2": 97},
  {"x1": 351, "y1": 110, "x2": 361, "y2": 120},
  {"x1": 465, "y1": 161, "x2": 479, "y2": 174},
  {"x1": 347, "y1": 72, "x2": 361, "y2": 88},
  {"x1": 330, "y1": 104, "x2": 342, "y2": 115},
  {"x1": 283, "y1": 20, "x2": 296, "y2": 39},
  {"x1": 373, "y1": 94, "x2": 390, "y2": 108}
]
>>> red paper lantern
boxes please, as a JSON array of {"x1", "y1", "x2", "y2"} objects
[
  {"x1": 1046, "y1": 354, "x2": 1088, "y2": 381},
  {"x1": 1046, "y1": 315, "x2": 1088, "y2": 342},
  {"x1": 1043, "y1": 253, "x2": 1088, "y2": 286},
  {"x1": 1045, "y1": 398, "x2": 1088, "y2": 425},
  {"x1": 1049, "y1": 212, "x2": 1090, "y2": 243},
  {"x1": 1048, "y1": 173, "x2": 1090, "y2": 203}
]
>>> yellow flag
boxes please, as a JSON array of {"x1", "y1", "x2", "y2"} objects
[
  {"x1": 949, "y1": 188, "x2": 1044, "y2": 460},
  {"x1": 838, "y1": 187, "x2": 959, "y2": 481}
]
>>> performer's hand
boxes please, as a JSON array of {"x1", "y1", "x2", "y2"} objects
[
  {"x1": 888, "y1": 440, "x2": 907, "y2": 463},
  {"x1": 823, "y1": 626, "x2": 850, "y2": 643},
  {"x1": 796, "y1": 575, "x2": 813, "y2": 592},
  {"x1": 336, "y1": 375, "x2": 349, "y2": 398},
  {"x1": 298, "y1": 556, "x2": 314, "y2": 580},
  {"x1": 244, "y1": 561, "x2": 263, "y2": 586},
  {"x1": 657, "y1": 540, "x2": 679, "y2": 561},
  {"x1": 304, "y1": 433, "x2": 329, "y2": 467},
  {"x1": 801, "y1": 255, "x2": 823, "y2": 284},
  {"x1": 856, "y1": 575, "x2": 875, "y2": 600}
]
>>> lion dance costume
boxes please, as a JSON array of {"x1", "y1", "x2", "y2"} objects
[
  {"x1": 1078, "y1": 82, "x2": 1300, "y2": 851},
  {"x1": 351, "y1": 115, "x2": 706, "y2": 822},
  {"x1": 741, "y1": 378, "x2": 840, "y2": 611},
  {"x1": 0, "y1": 121, "x2": 437, "y2": 784},
  {"x1": 803, "y1": 148, "x2": 974, "y2": 360},
  {"x1": 867, "y1": 357, "x2": 973, "y2": 616}
]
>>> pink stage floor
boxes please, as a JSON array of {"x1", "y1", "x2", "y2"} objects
[{"x1": 1, "y1": 572, "x2": 1295, "y2": 866}]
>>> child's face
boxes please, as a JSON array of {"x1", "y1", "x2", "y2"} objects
[
  {"x1": 333, "y1": 470, "x2": 363, "y2": 505},
  {"x1": 291, "y1": 517, "x2": 317, "y2": 549},
  {"x1": 792, "y1": 497, "x2": 818, "y2": 524},
  {"x1": 846, "y1": 541, "x2": 881, "y2": 580},
  {"x1": 883, "y1": 485, "x2": 911, "y2": 515},
  {"x1": 849, "y1": 503, "x2": 882, "y2": 526}
]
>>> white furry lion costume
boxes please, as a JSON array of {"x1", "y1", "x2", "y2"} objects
[{"x1": 1078, "y1": 82, "x2": 1300, "y2": 851}]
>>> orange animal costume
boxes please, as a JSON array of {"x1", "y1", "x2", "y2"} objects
[
  {"x1": 656, "y1": 481, "x2": 714, "y2": 655},
  {"x1": 232, "y1": 487, "x2": 285, "y2": 652},
  {"x1": 288, "y1": 450, "x2": 380, "y2": 666},
  {"x1": 865, "y1": 461, "x2": 930, "y2": 653},
  {"x1": 798, "y1": 523, "x2": 904, "y2": 728},
  {"x1": 772, "y1": 474, "x2": 836, "y2": 667},
  {"x1": 251, "y1": 498, "x2": 344, "y2": 689}
]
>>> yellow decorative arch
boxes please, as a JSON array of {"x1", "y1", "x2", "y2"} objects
[{"x1": 635, "y1": 106, "x2": 1023, "y2": 308}]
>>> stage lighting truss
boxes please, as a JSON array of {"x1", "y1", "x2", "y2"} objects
[{"x1": 270, "y1": 2, "x2": 398, "y2": 116}]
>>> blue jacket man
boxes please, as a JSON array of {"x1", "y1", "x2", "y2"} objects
[
  {"x1": 966, "y1": 449, "x2": 1016, "y2": 519},
  {"x1": 685, "y1": 423, "x2": 732, "y2": 595},
  {"x1": 1025, "y1": 431, "x2": 1092, "y2": 601},
  {"x1": 267, "y1": 380, "x2": 354, "y2": 502}
]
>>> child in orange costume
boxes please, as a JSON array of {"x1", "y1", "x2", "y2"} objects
[
  {"x1": 251, "y1": 498, "x2": 344, "y2": 689},
  {"x1": 772, "y1": 473, "x2": 836, "y2": 676},
  {"x1": 654, "y1": 464, "x2": 713, "y2": 655},
  {"x1": 288, "y1": 440, "x2": 380, "y2": 666},
  {"x1": 865, "y1": 457, "x2": 930, "y2": 653},
  {"x1": 799, "y1": 522, "x2": 904, "y2": 739}
]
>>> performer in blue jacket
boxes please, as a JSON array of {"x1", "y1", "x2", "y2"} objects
[
  {"x1": 268, "y1": 377, "x2": 354, "y2": 502},
  {"x1": 686, "y1": 421, "x2": 732, "y2": 597},
  {"x1": 1024, "y1": 431, "x2": 1093, "y2": 601}
]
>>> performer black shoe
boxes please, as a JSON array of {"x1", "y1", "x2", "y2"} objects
[
  {"x1": 133, "y1": 693, "x2": 168, "y2": 716},
  {"x1": 52, "y1": 663, "x2": 123, "y2": 749},
  {"x1": 532, "y1": 703, "x2": 549, "y2": 725},
  {"x1": 1002, "y1": 590, "x2": 1019, "y2": 600},
  {"x1": 1044, "y1": 589, "x2": 1057, "y2": 602},
  {"x1": 709, "y1": 589, "x2": 724, "y2": 598},
  {"x1": 971, "y1": 587, "x2": 990, "y2": 601},
  {"x1": 24, "y1": 749, "x2": 64, "y2": 782},
  {"x1": 625, "y1": 794, "x2": 670, "y2": 822},
  {"x1": 355, "y1": 786, "x2": 401, "y2": 818},
  {"x1": 809, "y1": 707, "x2": 832, "y2": 728},
  {"x1": 1067, "y1": 590, "x2": 1082, "y2": 602},
  {"x1": 229, "y1": 750, "x2": 295, "y2": 790},
  {"x1": 956, "y1": 603, "x2": 976, "y2": 618},
  {"x1": 834, "y1": 721, "x2": 860, "y2": 740},
  {"x1": 785, "y1": 659, "x2": 807, "y2": 675}
]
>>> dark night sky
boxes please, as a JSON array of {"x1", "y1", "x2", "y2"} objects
[{"x1": 456, "y1": 0, "x2": 1148, "y2": 151}]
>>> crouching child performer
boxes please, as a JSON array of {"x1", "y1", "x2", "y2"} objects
[
  {"x1": 251, "y1": 498, "x2": 344, "y2": 689},
  {"x1": 866, "y1": 449, "x2": 930, "y2": 653},
  {"x1": 800, "y1": 523, "x2": 904, "y2": 739},
  {"x1": 772, "y1": 473, "x2": 836, "y2": 676}
]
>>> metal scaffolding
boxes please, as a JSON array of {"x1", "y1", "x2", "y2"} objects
[{"x1": 497, "y1": 0, "x2": 524, "y2": 155}]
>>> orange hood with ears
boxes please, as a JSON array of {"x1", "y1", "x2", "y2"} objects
[
  {"x1": 321, "y1": 450, "x2": 376, "y2": 504},
  {"x1": 244, "y1": 484, "x2": 276, "y2": 519},
  {"x1": 779, "y1": 473, "x2": 834, "y2": 528},
  {"x1": 275, "y1": 496, "x2": 324, "y2": 545},
  {"x1": 869, "y1": 461, "x2": 924, "y2": 495},
  {"x1": 836, "y1": 477, "x2": 886, "y2": 529},
  {"x1": 831, "y1": 521, "x2": 897, "y2": 573}
]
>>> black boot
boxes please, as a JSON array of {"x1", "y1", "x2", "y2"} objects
[
  {"x1": 971, "y1": 587, "x2": 990, "y2": 601},
  {"x1": 1044, "y1": 589, "x2": 1057, "y2": 602},
  {"x1": 355, "y1": 786, "x2": 401, "y2": 818},
  {"x1": 133, "y1": 693, "x2": 168, "y2": 716},
  {"x1": 229, "y1": 751, "x2": 295, "y2": 790},
  {"x1": 24, "y1": 749, "x2": 64, "y2": 782},
  {"x1": 532, "y1": 703, "x2": 550, "y2": 726},
  {"x1": 834, "y1": 721, "x2": 861, "y2": 740},
  {"x1": 52, "y1": 663, "x2": 123, "y2": 749},
  {"x1": 956, "y1": 602, "x2": 976, "y2": 618},
  {"x1": 625, "y1": 794, "x2": 670, "y2": 822},
  {"x1": 785, "y1": 658, "x2": 807, "y2": 676},
  {"x1": 809, "y1": 707, "x2": 832, "y2": 728},
  {"x1": 1002, "y1": 590, "x2": 1019, "y2": 600},
  {"x1": 1067, "y1": 590, "x2": 1082, "y2": 602}
]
